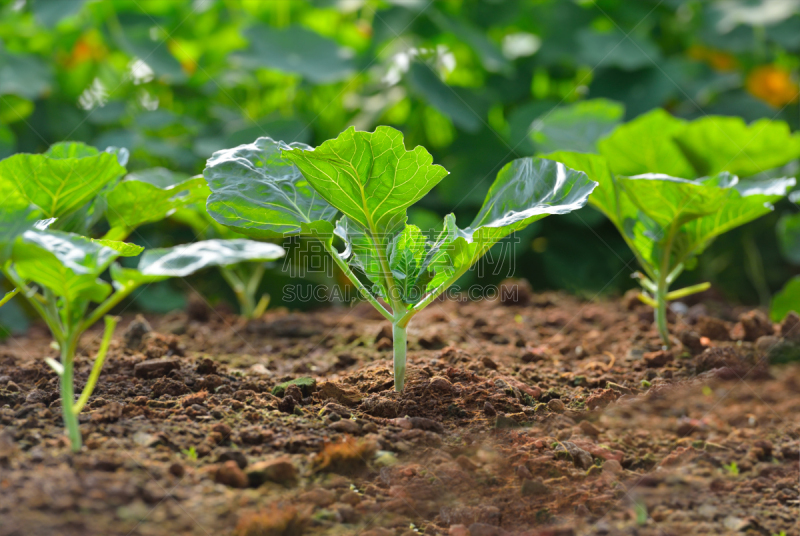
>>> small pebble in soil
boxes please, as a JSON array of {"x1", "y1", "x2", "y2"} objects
[
  {"x1": 483, "y1": 401, "x2": 496, "y2": 417},
  {"x1": 214, "y1": 460, "x2": 248, "y2": 488},
  {"x1": 547, "y1": 399, "x2": 565, "y2": 413}
]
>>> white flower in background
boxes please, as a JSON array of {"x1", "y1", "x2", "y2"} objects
[
  {"x1": 138, "y1": 90, "x2": 159, "y2": 111},
  {"x1": 78, "y1": 78, "x2": 108, "y2": 111},
  {"x1": 715, "y1": 0, "x2": 800, "y2": 32},
  {"x1": 503, "y1": 32, "x2": 542, "y2": 60},
  {"x1": 130, "y1": 58, "x2": 155, "y2": 85},
  {"x1": 383, "y1": 45, "x2": 455, "y2": 86}
]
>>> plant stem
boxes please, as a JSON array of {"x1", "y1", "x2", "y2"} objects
[
  {"x1": 0, "y1": 287, "x2": 19, "y2": 308},
  {"x1": 392, "y1": 321, "x2": 407, "y2": 392},
  {"x1": 73, "y1": 315, "x2": 117, "y2": 414},
  {"x1": 325, "y1": 241, "x2": 392, "y2": 321},
  {"x1": 665, "y1": 282, "x2": 711, "y2": 301},
  {"x1": 219, "y1": 266, "x2": 252, "y2": 318},
  {"x1": 654, "y1": 277, "x2": 670, "y2": 348},
  {"x1": 59, "y1": 336, "x2": 82, "y2": 452}
]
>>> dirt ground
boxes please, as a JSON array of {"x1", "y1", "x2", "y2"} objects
[{"x1": 0, "y1": 283, "x2": 798, "y2": 536}]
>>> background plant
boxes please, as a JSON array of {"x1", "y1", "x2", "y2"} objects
[{"x1": 1, "y1": 0, "x2": 799, "y2": 331}]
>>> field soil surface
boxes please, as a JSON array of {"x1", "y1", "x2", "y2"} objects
[{"x1": 1, "y1": 284, "x2": 798, "y2": 536}]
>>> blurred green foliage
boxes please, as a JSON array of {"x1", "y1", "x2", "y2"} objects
[{"x1": 1, "y1": 0, "x2": 799, "y2": 320}]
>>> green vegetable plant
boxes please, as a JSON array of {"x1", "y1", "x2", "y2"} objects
[
  {"x1": 549, "y1": 150, "x2": 794, "y2": 347},
  {"x1": 204, "y1": 127, "x2": 597, "y2": 390},
  {"x1": 1, "y1": 205, "x2": 282, "y2": 451},
  {"x1": 168, "y1": 181, "x2": 284, "y2": 319}
]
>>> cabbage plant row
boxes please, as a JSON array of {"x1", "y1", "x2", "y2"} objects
[{"x1": 0, "y1": 112, "x2": 798, "y2": 451}]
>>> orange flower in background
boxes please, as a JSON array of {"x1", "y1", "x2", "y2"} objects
[
  {"x1": 746, "y1": 65, "x2": 799, "y2": 107},
  {"x1": 64, "y1": 30, "x2": 107, "y2": 68}
]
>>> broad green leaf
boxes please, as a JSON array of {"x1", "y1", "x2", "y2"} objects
[
  {"x1": 674, "y1": 116, "x2": 800, "y2": 177},
  {"x1": 233, "y1": 25, "x2": 354, "y2": 84},
  {"x1": 598, "y1": 109, "x2": 694, "y2": 178},
  {"x1": 0, "y1": 146, "x2": 126, "y2": 218},
  {"x1": 531, "y1": 99, "x2": 625, "y2": 155},
  {"x1": 105, "y1": 170, "x2": 207, "y2": 232},
  {"x1": 205, "y1": 137, "x2": 337, "y2": 239},
  {"x1": 109, "y1": 264, "x2": 168, "y2": 289},
  {"x1": 544, "y1": 151, "x2": 631, "y2": 226},
  {"x1": 0, "y1": 206, "x2": 39, "y2": 262},
  {"x1": 138, "y1": 239, "x2": 285, "y2": 278},
  {"x1": 282, "y1": 126, "x2": 449, "y2": 237},
  {"x1": 45, "y1": 141, "x2": 99, "y2": 159},
  {"x1": 12, "y1": 231, "x2": 116, "y2": 303},
  {"x1": 619, "y1": 175, "x2": 728, "y2": 230},
  {"x1": 771, "y1": 276, "x2": 800, "y2": 322},
  {"x1": 778, "y1": 212, "x2": 800, "y2": 265},
  {"x1": 335, "y1": 216, "x2": 386, "y2": 294},
  {"x1": 450, "y1": 157, "x2": 597, "y2": 272},
  {"x1": 91, "y1": 239, "x2": 144, "y2": 257}
]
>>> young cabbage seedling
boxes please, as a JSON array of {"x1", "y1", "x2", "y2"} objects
[
  {"x1": 548, "y1": 151, "x2": 794, "y2": 346},
  {"x1": 205, "y1": 127, "x2": 597, "y2": 390},
  {"x1": 169, "y1": 185, "x2": 282, "y2": 319},
  {"x1": 1, "y1": 206, "x2": 282, "y2": 451}
]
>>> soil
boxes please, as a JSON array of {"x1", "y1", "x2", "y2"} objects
[{"x1": 1, "y1": 284, "x2": 798, "y2": 536}]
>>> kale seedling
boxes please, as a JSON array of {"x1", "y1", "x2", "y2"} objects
[
  {"x1": 548, "y1": 151, "x2": 793, "y2": 346},
  {"x1": 205, "y1": 127, "x2": 597, "y2": 390}
]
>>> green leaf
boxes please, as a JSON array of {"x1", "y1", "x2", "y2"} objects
[
  {"x1": 205, "y1": 137, "x2": 337, "y2": 239},
  {"x1": 282, "y1": 126, "x2": 448, "y2": 236},
  {"x1": 446, "y1": 158, "x2": 597, "y2": 275},
  {"x1": 531, "y1": 99, "x2": 625, "y2": 155},
  {"x1": 598, "y1": 109, "x2": 694, "y2": 178},
  {"x1": 233, "y1": 25, "x2": 354, "y2": 84},
  {"x1": 335, "y1": 216, "x2": 386, "y2": 294},
  {"x1": 138, "y1": 239, "x2": 285, "y2": 278},
  {"x1": 0, "y1": 145, "x2": 126, "y2": 219},
  {"x1": 673, "y1": 116, "x2": 800, "y2": 177},
  {"x1": 772, "y1": 276, "x2": 800, "y2": 322},
  {"x1": 105, "y1": 170, "x2": 207, "y2": 233},
  {"x1": 12, "y1": 231, "x2": 116, "y2": 303},
  {"x1": 30, "y1": 0, "x2": 86, "y2": 27},
  {"x1": 0, "y1": 50, "x2": 51, "y2": 100},
  {"x1": 45, "y1": 141, "x2": 99, "y2": 159},
  {"x1": 0, "y1": 206, "x2": 39, "y2": 262},
  {"x1": 619, "y1": 175, "x2": 729, "y2": 230},
  {"x1": 407, "y1": 62, "x2": 482, "y2": 132},
  {"x1": 543, "y1": 151, "x2": 627, "y2": 225},
  {"x1": 91, "y1": 239, "x2": 144, "y2": 257},
  {"x1": 109, "y1": 264, "x2": 168, "y2": 289},
  {"x1": 577, "y1": 28, "x2": 662, "y2": 71},
  {"x1": 388, "y1": 217, "x2": 461, "y2": 304}
]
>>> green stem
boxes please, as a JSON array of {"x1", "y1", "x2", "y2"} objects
[
  {"x1": 73, "y1": 315, "x2": 117, "y2": 415},
  {"x1": 655, "y1": 222, "x2": 678, "y2": 348},
  {"x1": 79, "y1": 284, "x2": 137, "y2": 333},
  {"x1": 665, "y1": 282, "x2": 711, "y2": 301},
  {"x1": 219, "y1": 266, "x2": 252, "y2": 318},
  {"x1": 325, "y1": 241, "x2": 392, "y2": 321},
  {"x1": 59, "y1": 335, "x2": 82, "y2": 452},
  {"x1": 0, "y1": 287, "x2": 18, "y2": 308},
  {"x1": 392, "y1": 321, "x2": 407, "y2": 392}
]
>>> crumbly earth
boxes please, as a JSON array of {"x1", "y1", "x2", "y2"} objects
[{"x1": 0, "y1": 285, "x2": 798, "y2": 536}]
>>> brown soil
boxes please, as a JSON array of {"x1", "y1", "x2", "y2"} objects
[{"x1": 1, "y1": 287, "x2": 798, "y2": 536}]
